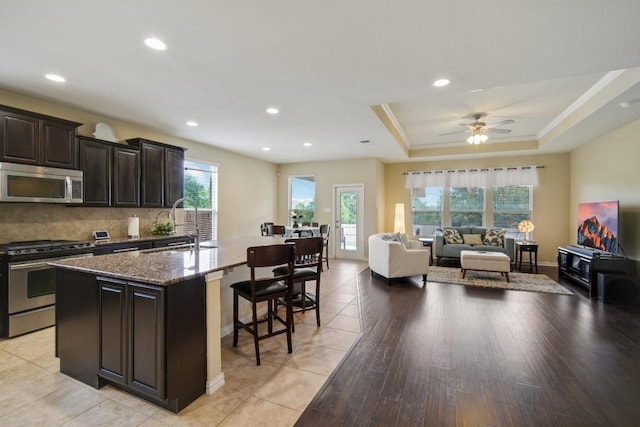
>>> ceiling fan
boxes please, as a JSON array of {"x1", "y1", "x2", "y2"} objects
[{"x1": 440, "y1": 112, "x2": 514, "y2": 144}]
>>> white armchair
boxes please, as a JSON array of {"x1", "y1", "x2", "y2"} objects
[{"x1": 368, "y1": 233, "x2": 430, "y2": 287}]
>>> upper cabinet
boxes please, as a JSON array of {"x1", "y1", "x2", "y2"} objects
[
  {"x1": 127, "y1": 138, "x2": 184, "y2": 208},
  {"x1": 0, "y1": 105, "x2": 81, "y2": 169},
  {"x1": 79, "y1": 136, "x2": 140, "y2": 207}
]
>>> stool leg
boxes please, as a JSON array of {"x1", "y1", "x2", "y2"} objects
[
  {"x1": 252, "y1": 303, "x2": 261, "y2": 365},
  {"x1": 232, "y1": 291, "x2": 239, "y2": 347},
  {"x1": 286, "y1": 295, "x2": 293, "y2": 353}
]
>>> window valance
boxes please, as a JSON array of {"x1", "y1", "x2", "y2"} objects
[{"x1": 404, "y1": 165, "x2": 539, "y2": 188}]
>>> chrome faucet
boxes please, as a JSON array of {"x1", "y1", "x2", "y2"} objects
[{"x1": 170, "y1": 197, "x2": 200, "y2": 251}]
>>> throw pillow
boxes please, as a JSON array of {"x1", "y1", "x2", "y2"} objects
[
  {"x1": 442, "y1": 228, "x2": 464, "y2": 244},
  {"x1": 398, "y1": 233, "x2": 411, "y2": 249},
  {"x1": 381, "y1": 233, "x2": 401, "y2": 242},
  {"x1": 483, "y1": 228, "x2": 506, "y2": 246},
  {"x1": 462, "y1": 234, "x2": 483, "y2": 246}
]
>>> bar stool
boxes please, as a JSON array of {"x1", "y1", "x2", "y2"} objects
[
  {"x1": 231, "y1": 244, "x2": 295, "y2": 365},
  {"x1": 273, "y1": 237, "x2": 323, "y2": 332}
]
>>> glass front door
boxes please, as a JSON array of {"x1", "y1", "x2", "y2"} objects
[{"x1": 334, "y1": 185, "x2": 364, "y2": 260}]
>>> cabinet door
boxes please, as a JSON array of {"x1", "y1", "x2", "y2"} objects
[
  {"x1": 79, "y1": 138, "x2": 112, "y2": 206},
  {"x1": 41, "y1": 119, "x2": 78, "y2": 169},
  {"x1": 128, "y1": 284, "x2": 165, "y2": 399},
  {"x1": 164, "y1": 147, "x2": 184, "y2": 207},
  {"x1": 113, "y1": 147, "x2": 139, "y2": 206},
  {"x1": 98, "y1": 279, "x2": 127, "y2": 385},
  {"x1": 140, "y1": 142, "x2": 165, "y2": 207},
  {"x1": 0, "y1": 111, "x2": 39, "y2": 164}
]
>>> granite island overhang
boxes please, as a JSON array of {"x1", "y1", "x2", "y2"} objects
[{"x1": 49, "y1": 236, "x2": 285, "y2": 413}]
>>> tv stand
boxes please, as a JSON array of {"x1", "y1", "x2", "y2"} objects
[{"x1": 558, "y1": 246, "x2": 636, "y2": 298}]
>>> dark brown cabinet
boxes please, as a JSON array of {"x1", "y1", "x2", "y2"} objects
[
  {"x1": 164, "y1": 147, "x2": 185, "y2": 207},
  {"x1": 0, "y1": 105, "x2": 80, "y2": 169},
  {"x1": 99, "y1": 279, "x2": 127, "y2": 384},
  {"x1": 113, "y1": 145, "x2": 140, "y2": 207},
  {"x1": 56, "y1": 268, "x2": 206, "y2": 413},
  {"x1": 98, "y1": 278, "x2": 164, "y2": 400},
  {"x1": 127, "y1": 138, "x2": 185, "y2": 208},
  {"x1": 79, "y1": 136, "x2": 112, "y2": 206},
  {"x1": 79, "y1": 136, "x2": 142, "y2": 207}
]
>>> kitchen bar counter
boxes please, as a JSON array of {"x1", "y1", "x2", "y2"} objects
[
  {"x1": 50, "y1": 236, "x2": 285, "y2": 285},
  {"x1": 51, "y1": 235, "x2": 286, "y2": 412}
]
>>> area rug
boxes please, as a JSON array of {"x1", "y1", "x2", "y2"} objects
[{"x1": 427, "y1": 266, "x2": 573, "y2": 295}]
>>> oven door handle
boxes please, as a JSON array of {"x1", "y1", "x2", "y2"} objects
[
  {"x1": 9, "y1": 253, "x2": 94, "y2": 270},
  {"x1": 9, "y1": 261, "x2": 52, "y2": 270}
]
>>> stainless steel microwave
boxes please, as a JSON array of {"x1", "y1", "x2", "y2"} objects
[{"x1": 0, "y1": 162, "x2": 83, "y2": 204}]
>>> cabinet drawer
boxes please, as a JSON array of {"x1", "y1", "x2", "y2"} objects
[{"x1": 94, "y1": 241, "x2": 153, "y2": 256}]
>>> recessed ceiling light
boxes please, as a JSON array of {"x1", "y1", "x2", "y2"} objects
[
  {"x1": 45, "y1": 74, "x2": 65, "y2": 83},
  {"x1": 266, "y1": 107, "x2": 279, "y2": 115},
  {"x1": 433, "y1": 79, "x2": 450, "y2": 88},
  {"x1": 470, "y1": 88, "x2": 483, "y2": 93},
  {"x1": 186, "y1": 121, "x2": 199, "y2": 127},
  {"x1": 303, "y1": 142, "x2": 312, "y2": 147},
  {"x1": 144, "y1": 38, "x2": 167, "y2": 50},
  {"x1": 262, "y1": 147, "x2": 271, "y2": 151}
]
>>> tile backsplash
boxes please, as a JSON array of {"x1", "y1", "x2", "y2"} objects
[{"x1": 0, "y1": 204, "x2": 172, "y2": 243}]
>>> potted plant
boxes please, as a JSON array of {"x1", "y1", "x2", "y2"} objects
[{"x1": 290, "y1": 209, "x2": 301, "y2": 228}]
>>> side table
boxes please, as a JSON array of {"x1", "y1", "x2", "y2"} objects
[
  {"x1": 516, "y1": 241, "x2": 538, "y2": 273},
  {"x1": 418, "y1": 237, "x2": 434, "y2": 266}
]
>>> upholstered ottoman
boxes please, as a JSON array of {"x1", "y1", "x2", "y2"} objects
[{"x1": 460, "y1": 250, "x2": 511, "y2": 282}]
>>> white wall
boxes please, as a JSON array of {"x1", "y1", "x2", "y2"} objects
[{"x1": 277, "y1": 158, "x2": 381, "y2": 259}]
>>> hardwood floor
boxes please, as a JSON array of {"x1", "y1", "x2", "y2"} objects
[{"x1": 296, "y1": 266, "x2": 640, "y2": 426}]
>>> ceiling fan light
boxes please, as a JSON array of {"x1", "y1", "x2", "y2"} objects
[{"x1": 466, "y1": 133, "x2": 488, "y2": 144}]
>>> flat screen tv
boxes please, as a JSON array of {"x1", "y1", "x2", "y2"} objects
[{"x1": 577, "y1": 200, "x2": 619, "y2": 254}]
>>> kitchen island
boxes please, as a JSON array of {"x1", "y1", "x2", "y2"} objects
[{"x1": 50, "y1": 236, "x2": 284, "y2": 413}]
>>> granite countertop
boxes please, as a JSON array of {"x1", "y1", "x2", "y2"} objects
[{"x1": 49, "y1": 236, "x2": 286, "y2": 286}]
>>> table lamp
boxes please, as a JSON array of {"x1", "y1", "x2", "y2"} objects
[{"x1": 518, "y1": 220, "x2": 535, "y2": 243}]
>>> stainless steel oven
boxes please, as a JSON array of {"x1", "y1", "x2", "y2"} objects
[{"x1": 0, "y1": 240, "x2": 94, "y2": 337}]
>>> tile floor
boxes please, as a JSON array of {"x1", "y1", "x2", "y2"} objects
[{"x1": 0, "y1": 259, "x2": 367, "y2": 426}]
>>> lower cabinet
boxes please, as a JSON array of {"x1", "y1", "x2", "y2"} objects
[
  {"x1": 56, "y1": 269, "x2": 205, "y2": 413},
  {"x1": 99, "y1": 278, "x2": 165, "y2": 400}
]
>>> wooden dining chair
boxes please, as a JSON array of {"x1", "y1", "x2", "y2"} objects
[
  {"x1": 260, "y1": 222, "x2": 274, "y2": 236},
  {"x1": 269, "y1": 225, "x2": 286, "y2": 236},
  {"x1": 231, "y1": 244, "x2": 295, "y2": 365},
  {"x1": 319, "y1": 224, "x2": 330, "y2": 270},
  {"x1": 273, "y1": 237, "x2": 323, "y2": 331}
]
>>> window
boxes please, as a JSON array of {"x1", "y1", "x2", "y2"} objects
[
  {"x1": 492, "y1": 185, "x2": 532, "y2": 230},
  {"x1": 411, "y1": 187, "x2": 443, "y2": 236},
  {"x1": 183, "y1": 160, "x2": 218, "y2": 240},
  {"x1": 289, "y1": 176, "x2": 315, "y2": 223},
  {"x1": 450, "y1": 187, "x2": 485, "y2": 227}
]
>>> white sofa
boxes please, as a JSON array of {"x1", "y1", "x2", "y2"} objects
[{"x1": 368, "y1": 233, "x2": 430, "y2": 286}]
